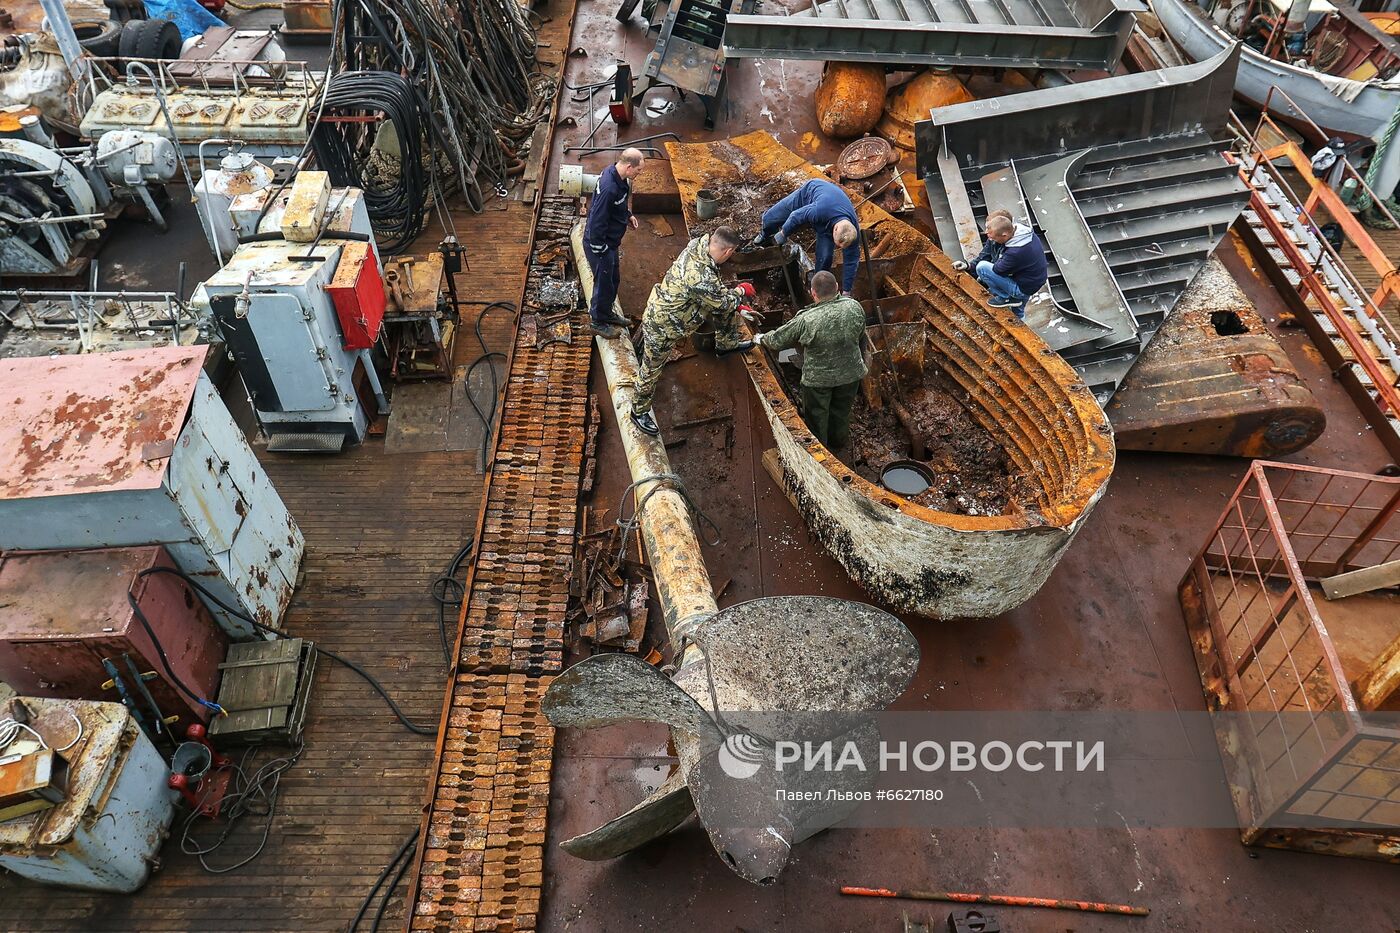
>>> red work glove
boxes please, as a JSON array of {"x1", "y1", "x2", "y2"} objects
[
  {"x1": 737, "y1": 304, "x2": 760, "y2": 323},
  {"x1": 735, "y1": 281, "x2": 756, "y2": 300}
]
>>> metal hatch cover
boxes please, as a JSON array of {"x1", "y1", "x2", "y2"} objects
[{"x1": 0, "y1": 345, "x2": 206, "y2": 501}]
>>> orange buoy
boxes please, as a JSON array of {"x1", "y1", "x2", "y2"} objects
[
  {"x1": 876, "y1": 71, "x2": 975, "y2": 156},
  {"x1": 815, "y1": 62, "x2": 888, "y2": 139}
]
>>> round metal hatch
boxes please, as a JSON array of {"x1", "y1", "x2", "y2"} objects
[
  {"x1": 836, "y1": 136, "x2": 896, "y2": 181},
  {"x1": 880, "y1": 460, "x2": 934, "y2": 497}
]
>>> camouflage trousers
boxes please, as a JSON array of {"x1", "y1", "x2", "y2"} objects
[
  {"x1": 630, "y1": 328, "x2": 680, "y2": 416},
  {"x1": 630, "y1": 311, "x2": 743, "y2": 415}
]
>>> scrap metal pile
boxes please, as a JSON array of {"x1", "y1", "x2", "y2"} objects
[{"x1": 316, "y1": 0, "x2": 556, "y2": 244}]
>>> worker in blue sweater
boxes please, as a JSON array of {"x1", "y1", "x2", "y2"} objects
[
  {"x1": 752, "y1": 178, "x2": 862, "y2": 295},
  {"x1": 583, "y1": 148, "x2": 645, "y2": 337},
  {"x1": 954, "y1": 213, "x2": 1048, "y2": 319}
]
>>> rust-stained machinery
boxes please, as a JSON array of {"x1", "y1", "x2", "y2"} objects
[
  {"x1": 557, "y1": 222, "x2": 921, "y2": 885},
  {"x1": 0, "y1": 116, "x2": 180, "y2": 276},
  {"x1": 0, "y1": 345, "x2": 305, "y2": 639},
  {"x1": 193, "y1": 172, "x2": 390, "y2": 451},
  {"x1": 0, "y1": 697, "x2": 176, "y2": 892},
  {"x1": 632, "y1": 0, "x2": 758, "y2": 128}
]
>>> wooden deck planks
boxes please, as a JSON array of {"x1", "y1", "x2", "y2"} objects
[{"x1": 0, "y1": 444, "x2": 482, "y2": 932}]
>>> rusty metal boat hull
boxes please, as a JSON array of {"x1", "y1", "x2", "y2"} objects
[
  {"x1": 1105, "y1": 256, "x2": 1326, "y2": 458},
  {"x1": 668, "y1": 132, "x2": 1116, "y2": 619},
  {"x1": 743, "y1": 256, "x2": 1115, "y2": 619}
]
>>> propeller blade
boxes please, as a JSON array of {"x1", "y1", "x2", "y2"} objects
[
  {"x1": 685, "y1": 719, "x2": 884, "y2": 885},
  {"x1": 543, "y1": 652, "x2": 722, "y2": 744},
  {"x1": 674, "y1": 596, "x2": 918, "y2": 739},
  {"x1": 559, "y1": 765, "x2": 696, "y2": 860}
]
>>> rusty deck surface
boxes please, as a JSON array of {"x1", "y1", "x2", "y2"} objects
[
  {"x1": 542, "y1": 9, "x2": 1400, "y2": 928},
  {"x1": 1, "y1": 0, "x2": 1398, "y2": 928},
  {"x1": 538, "y1": 210, "x2": 1400, "y2": 933}
]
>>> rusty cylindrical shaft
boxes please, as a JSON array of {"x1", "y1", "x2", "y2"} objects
[
  {"x1": 839, "y1": 886, "x2": 1149, "y2": 916},
  {"x1": 571, "y1": 223, "x2": 717, "y2": 663}
]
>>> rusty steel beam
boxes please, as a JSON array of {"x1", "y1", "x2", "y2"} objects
[
  {"x1": 722, "y1": 0, "x2": 1142, "y2": 71},
  {"x1": 917, "y1": 44, "x2": 1240, "y2": 173}
]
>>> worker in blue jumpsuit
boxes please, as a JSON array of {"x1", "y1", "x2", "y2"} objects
[
  {"x1": 583, "y1": 148, "x2": 646, "y2": 337},
  {"x1": 752, "y1": 178, "x2": 862, "y2": 295}
]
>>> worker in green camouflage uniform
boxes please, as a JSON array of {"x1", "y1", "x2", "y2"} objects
[
  {"x1": 629, "y1": 226, "x2": 756, "y2": 436},
  {"x1": 753, "y1": 270, "x2": 867, "y2": 450}
]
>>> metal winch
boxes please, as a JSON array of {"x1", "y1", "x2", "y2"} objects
[{"x1": 0, "y1": 115, "x2": 178, "y2": 276}]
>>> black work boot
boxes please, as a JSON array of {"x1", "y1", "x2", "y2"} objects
[{"x1": 630, "y1": 409, "x2": 660, "y2": 436}]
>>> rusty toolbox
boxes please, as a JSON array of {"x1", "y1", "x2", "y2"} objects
[
  {"x1": 0, "y1": 346, "x2": 304, "y2": 639},
  {"x1": 0, "y1": 697, "x2": 174, "y2": 892},
  {"x1": 0, "y1": 548, "x2": 228, "y2": 727},
  {"x1": 0, "y1": 747, "x2": 67, "y2": 823}
]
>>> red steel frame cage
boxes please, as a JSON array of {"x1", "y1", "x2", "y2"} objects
[{"x1": 1179, "y1": 461, "x2": 1400, "y2": 861}]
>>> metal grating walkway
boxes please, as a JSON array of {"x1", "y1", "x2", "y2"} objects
[{"x1": 409, "y1": 197, "x2": 590, "y2": 932}]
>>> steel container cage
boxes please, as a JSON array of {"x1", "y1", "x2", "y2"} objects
[{"x1": 1178, "y1": 460, "x2": 1400, "y2": 861}]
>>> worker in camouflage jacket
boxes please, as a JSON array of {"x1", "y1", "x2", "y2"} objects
[
  {"x1": 629, "y1": 226, "x2": 757, "y2": 436},
  {"x1": 753, "y1": 270, "x2": 867, "y2": 450}
]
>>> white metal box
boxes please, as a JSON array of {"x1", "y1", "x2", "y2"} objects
[
  {"x1": 199, "y1": 241, "x2": 371, "y2": 449},
  {"x1": 0, "y1": 698, "x2": 175, "y2": 893},
  {"x1": 0, "y1": 346, "x2": 303, "y2": 638}
]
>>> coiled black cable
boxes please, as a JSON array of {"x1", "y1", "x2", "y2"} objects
[
  {"x1": 465, "y1": 301, "x2": 516, "y2": 468},
  {"x1": 335, "y1": 0, "x2": 554, "y2": 209},
  {"x1": 311, "y1": 71, "x2": 429, "y2": 254},
  {"x1": 430, "y1": 542, "x2": 475, "y2": 667}
]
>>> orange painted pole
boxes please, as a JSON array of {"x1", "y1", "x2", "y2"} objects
[{"x1": 840, "y1": 885, "x2": 1149, "y2": 917}]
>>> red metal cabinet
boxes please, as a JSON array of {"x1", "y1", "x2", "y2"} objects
[
  {"x1": 0, "y1": 547, "x2": 228, "y2": 726},
  {"x1": 328, "y1": 240, "x2": 387, "y2": 350}
]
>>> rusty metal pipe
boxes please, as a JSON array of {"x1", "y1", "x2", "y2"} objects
[{"x1": 571, "y1": 223, "x2": 716, "y2": 662}]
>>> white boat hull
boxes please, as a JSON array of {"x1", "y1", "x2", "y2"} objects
[
  {"x1": 1154, "y1": 0, "x2": 1400, "y2": 143},
  {"x1": 751, "y1": 383, "x2": 1108, "y2": 619}
]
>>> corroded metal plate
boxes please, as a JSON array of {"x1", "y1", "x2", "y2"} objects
[{"x1": 837, "y1": 136, "x2": 895, "y2": 181}]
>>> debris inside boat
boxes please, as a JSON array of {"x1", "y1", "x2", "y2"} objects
[
  {"x1": 1, "y1": 0, "x2": 1398, "y2": 927},
  {"x1": 849, "y1": 376, "x2": 1031, "y2": 516}
]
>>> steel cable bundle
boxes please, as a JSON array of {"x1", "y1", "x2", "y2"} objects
[
  {"x1": 336, "y1": 0, "x2": 557, "y2": 214},
  {"x1": 310, "y1": 70, "x2": 428, "y2": 253}
]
